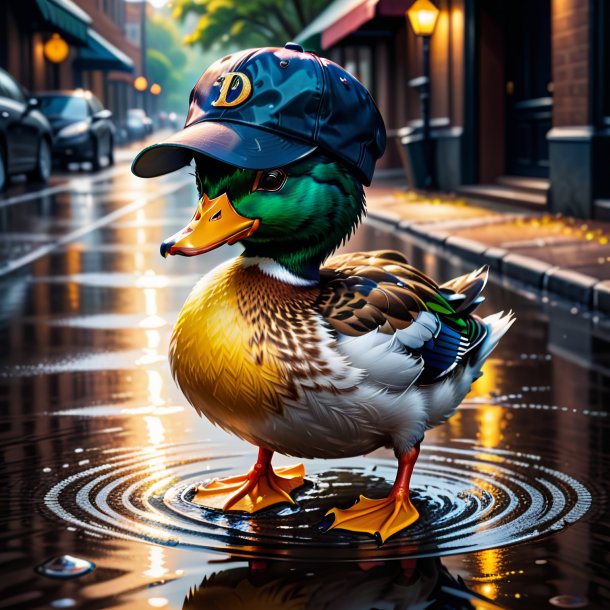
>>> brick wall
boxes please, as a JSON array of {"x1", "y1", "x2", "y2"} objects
[
  {"x1": 79, "y1": 0, "x2": 141, "y2": 73},
  {"x1": 552, "y1": 0, "x2": 590, "y2": 126}
]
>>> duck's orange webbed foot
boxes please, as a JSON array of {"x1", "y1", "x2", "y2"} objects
[
  {"x1": 324, "y1": 444, "x2": 421, "y2": 544},
  {"x1": 192, "y1": 448, "x2": 305, "y2": 513}
]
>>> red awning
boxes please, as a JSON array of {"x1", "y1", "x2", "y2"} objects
[
  {"x1": 322, "y1": 0, "x2": 379, "y2": 49},
  {"x1": 298, "y1": 0, "x2": 409, "y2": 51}
]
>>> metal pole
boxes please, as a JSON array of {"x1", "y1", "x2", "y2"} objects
[
  {"x1": 140, "y1": 0, "x2": 147, "y2": 114},
  {"x1": 421, "y1": 34, "x2": 432, "y2": 189}
]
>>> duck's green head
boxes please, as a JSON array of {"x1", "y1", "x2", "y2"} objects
[{"x1": 161, "y1": 153, "x2": 365, "y2": 281}]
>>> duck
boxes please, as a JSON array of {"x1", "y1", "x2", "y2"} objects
[{"x1": 132, "y1": 43, "x2": 514, "y2": 543}]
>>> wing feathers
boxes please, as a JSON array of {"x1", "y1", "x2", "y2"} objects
[
  {"x1": 316, "y1": 252, "x2": 505, "y2": 388},
  {"x1": 440, "y1": 266, "x2": 489, "y2": 314}
]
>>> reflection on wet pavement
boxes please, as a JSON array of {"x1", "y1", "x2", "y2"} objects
[
  {"x1": 181, "y1": 557, "x2": 505, "y2": 610},
  {"x1": 0, "y1": 167, "x2": 609, "y2": 609}
]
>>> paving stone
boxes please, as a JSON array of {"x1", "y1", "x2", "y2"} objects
[
  {"x1": 502, "y1": 254, "x2": 556, "y2": 287},
  {"x1": 543, "y1": 268, "x2": 598, "y2": 305},
  {"x1": 367, "y1": 209, "x2": 401, "y2": 226},
  {"x1": 445, "y1": 236, "x2": 488, "y2": 262},
  {"x1": 403, "y1": 223, "x2": 449, "y2": 244},
  {"x1": 592, "y1": 282, "x2": 610, "y2": 314},
  {"x1": 482, "y1": 247, "x2": 509, "y2": 271}
]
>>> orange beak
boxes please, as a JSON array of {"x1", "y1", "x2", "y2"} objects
[{"x1": 160, "y1": 193, "x2": 260, "y2": 257}]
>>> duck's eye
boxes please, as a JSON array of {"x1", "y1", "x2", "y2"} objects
[{"x1": 256, "y1": 169, "x2": 287, "y2": 192}]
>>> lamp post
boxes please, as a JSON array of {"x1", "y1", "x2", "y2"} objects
[{"x1": 406, "y1": 0, "x2": 440, "y2": 190}]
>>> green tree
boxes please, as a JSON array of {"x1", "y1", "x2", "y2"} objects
[
  {"x1": 146, "y1": 15, "x2": 187, "y2": 73},
  {"x1": 145, "y1": 12, "x2": 195, "y2": 112},
  {"x1": 147, "y1": 48, "x2": 175, "y2": 89},
  {"x1": 172, "y1": 0, "x2": 332, "y2": 51}
]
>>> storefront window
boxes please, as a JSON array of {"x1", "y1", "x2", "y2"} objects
[{"x1": 603, "y1": 0, "x2": 610, "y2": 121}]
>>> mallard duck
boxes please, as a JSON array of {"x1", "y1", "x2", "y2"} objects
[{"x1": 132, "y1": 43, "x2": 514, "y2": 543}]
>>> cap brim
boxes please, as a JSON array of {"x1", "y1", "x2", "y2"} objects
[{"x1": 131, "y1": 121, "x2": 317, "y2": 178}]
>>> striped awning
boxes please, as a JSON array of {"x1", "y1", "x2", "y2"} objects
[{"x1": 34, "y1": 0, "x2": 91, "y2": 44}]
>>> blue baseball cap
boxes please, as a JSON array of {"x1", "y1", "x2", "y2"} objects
[{"x1": 131, "y1": 43, "x2": 386, "y2": 186}]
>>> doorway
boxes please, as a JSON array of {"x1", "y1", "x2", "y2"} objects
[{"x1": 504, "y1": 0, "x2": 552, "y2": 177}]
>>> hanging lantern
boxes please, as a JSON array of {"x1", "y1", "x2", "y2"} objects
[
  {"x1": 150, "y1": 83, "x2": 162, "y2": 95},
  {"x1": 134, "y1": 76, "x2": 148, "y2": 91},
  {"x1": 44, "y1": 34, "x2": 69, "y2": 64}
]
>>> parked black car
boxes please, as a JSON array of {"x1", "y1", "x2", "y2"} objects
[
  {"x1": 37, "y1": 90, "x2": 115, "y2": 170},
  {"x1": 0, "y1": 68, "x2": 53, "y2": 191}
]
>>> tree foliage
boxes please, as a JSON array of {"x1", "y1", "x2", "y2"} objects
[
  {"x1": 146, "y1": 15, "x2": 187, "y2": 78},
  {"x1": 146, "y1": 49, "x2": 174, "y2": 89},
  {"x1": 145, "y1": 12, "x2": 196, "y2": 111},
  {"x1": 171, "y1": 0, "x2": 333, "y2": 50}
]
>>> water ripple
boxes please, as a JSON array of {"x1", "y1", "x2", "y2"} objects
[{"x1": 43, "y1": 441, "x2": 592, "y2": 562}]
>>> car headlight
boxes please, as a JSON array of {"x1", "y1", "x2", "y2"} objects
[{"x1": 57, "y1": 121, "x2": 89, "y2": 139}]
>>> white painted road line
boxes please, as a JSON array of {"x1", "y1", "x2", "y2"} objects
[
  {"x1": 0, "y1": 159, "x2": 134, "y2": 209},
  {"x1": 0, "y1": 175, "x2": 192, "y2": 278}
]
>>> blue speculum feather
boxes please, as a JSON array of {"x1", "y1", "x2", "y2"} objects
[{"x1": 418, "y1": 308, "x2": 488, "y2": 381}]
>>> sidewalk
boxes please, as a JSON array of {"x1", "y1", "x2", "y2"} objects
[{"x1": 365, "y1": 178, "x2": 610, "y2": 315}]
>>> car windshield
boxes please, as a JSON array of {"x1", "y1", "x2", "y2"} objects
[
  {"x1": 128, "y1": 109, "x2": 145, "y2": 118},
  {"x1": 38, "y1": 96, "x2": 88, "y2": 119}
]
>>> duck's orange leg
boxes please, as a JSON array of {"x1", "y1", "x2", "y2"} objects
[
  {"x1": 192, "y1": 448, "x2": 305, "y2": 513},
  {"x1": 325, "y1": 443, "x2": 421, "y2": 544}
]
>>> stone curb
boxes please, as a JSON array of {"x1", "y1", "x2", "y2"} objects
[
  {"x1": 593, "y1": 281, "x2": 610, "y2": 313},
  {"x1": 367, "y1": 209, "x2": 610, "y2": 315}
]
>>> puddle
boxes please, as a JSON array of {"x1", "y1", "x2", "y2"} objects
[{"x1": 43, "y1": 439, "x2": 591, "y2": 562}]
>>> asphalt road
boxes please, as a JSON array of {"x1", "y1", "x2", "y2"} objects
[{"x1": 0, "y1": 144, "x2": 609, "y2": 609}]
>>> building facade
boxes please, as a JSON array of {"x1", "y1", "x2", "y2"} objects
[
  {"x1": 297, "y1": 0, "x2": 610, "y2": 219},
  {"x1": 0, "y1": 0, "x2": 142, "y2": 138}
]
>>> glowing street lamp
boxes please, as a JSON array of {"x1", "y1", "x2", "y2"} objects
[
  {"x1": 44, "y1": 34, "x2": 69, "y2": 64},
  {"x1": 406, "y1": 0, "x2": 440, "y2": 36},
  {"x1": 406, "y1": 0, "x2": 440, "y2": 189},
  {"x1": 134, "y1": 76, "x2": 148, "y2": 91},
  {"x1": 150, "y1": 83, "x2": 162, "y2": 95}
]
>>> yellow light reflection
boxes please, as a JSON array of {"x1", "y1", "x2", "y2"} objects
[
  {"x1": 467, "y1": 358, "x2": 499, "y2": 399},
  {"x1": 139, "y1": 315, "x2": 167, "y2": 329},
  {"x1": 137, "y1": 271, "x2": 169, "y2": 289},
  {"x1": 144, "y1": 415, "x2": 166, "y2": 445},
  {"x1": 476, "y1": 406, "x2": 504, "y2": 449},
  {"x1": 144, "y1": 288, "x2": 158, "y2": 316},
  {"x1": 146, "y1": 370, "x2": 165, "y2": 406},
  {"x1": 146, "y1": 329, "x2": 161, "y2": 350},
  {"x1": 144, "y1": 546, "x2": 168, "y2": 579},
  {"x1": 65, "y1": 244, "x2": 82, "y2": 311},
  {"x1": 476, "y1": 549, "x2": 500, "y2": 599},
  {"x1": 135, "y1": 251, "x2": 145, "y2": 272}
]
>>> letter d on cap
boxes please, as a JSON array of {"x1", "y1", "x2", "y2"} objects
[{"x1": 212, "y1": 72, "x2": 252, "y2": 108}]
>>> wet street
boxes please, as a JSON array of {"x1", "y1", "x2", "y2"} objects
[{"x1": 1, "y1": 153, "x2": 609, "y2": 610}]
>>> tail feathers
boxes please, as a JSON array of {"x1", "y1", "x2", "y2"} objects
[
  {"x1": 440, "y1": 266, "x2": 489, "y2": 314},
  {"x1": 470, "y1": 310, "x2": 516, "y2": 373},
  {"x1": 425, "y1": 309, "x2": 515, "y2": 430}
]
